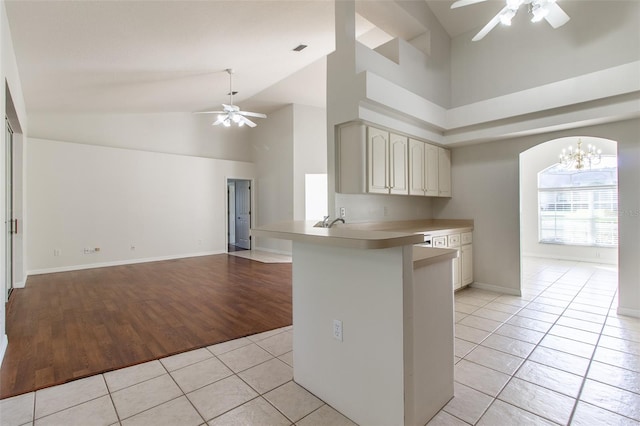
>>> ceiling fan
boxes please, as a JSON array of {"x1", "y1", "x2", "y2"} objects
[
  {"x1": 452, "y1": 0, "x2": 570, "y2": 41},
  {"x1": 195, "y1": 69, "x2": 267, "y2": 128}
]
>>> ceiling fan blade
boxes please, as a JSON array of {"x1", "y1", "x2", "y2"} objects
[
  {"x1": 451, "y1": 0, "x2": 488, "y2": 9},
  {"x1": 472, "y1": 6, "x2": 507, "y2": 41},
  {"x1": 212, "y1": 115, "x2": 226, "y2": 126},
  {"x1": 239, "y1": 115, "x2": 257, "y2": 128},
  {"x1": 193, "y1": 111, "x2": 225, "y2": 114},
  {"x1": 544, "y1": 2, "x2": 570, "y2": 28},
  {"x1": 239, "y1": 111, "x2": 267, "y2": 119},
  {"x1": 222, "y1": 103, "x2": 240, "y2": 112}
]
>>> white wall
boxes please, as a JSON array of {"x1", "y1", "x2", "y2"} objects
[
  {"x1": 251, "y1": 105, "x2": 294, "y2": 253},
  {"x1": 520, "y1": 137, "x2": 618, "y2": 264},
  {"x1": 26, "y1": 138, "x2": 254, "y2": 273},
  {"x1": 28, "y1": 112, "x2": 253, "y2": 162},
  {"x1": 450, "y1": 1, "x2": 640, "y2": 106},
  {"x1": 617, "y1": 131, "x2": 640, "y2": 317},
  {"x1": 432, "y1": 119, "x2": 640, "y2": 315},
  {"x1": 293, "y1": 104, "x2": 327, "y2": 221},
  {"x1": 252, "y1": 103, "x2": 327, "y2": 254}
]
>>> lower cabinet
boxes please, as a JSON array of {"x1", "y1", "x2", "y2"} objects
[{"x1": 446, "y1": 231, "x2": 473, "y2": 290}]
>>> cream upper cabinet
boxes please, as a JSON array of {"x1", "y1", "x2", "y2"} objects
[
  {"x1": 337, "y1": 122, "x2": 448, "y2": 197},
  {"x1": 409, "y1": 139, "x2": 425, "y2": 196},
  {"x1": 389, "y1": 133, "x2": 409, "y2": 195},
  {"x1": 367, "y1": 127, "x2": 390, "y2": 194},
  {"x1": 409, "y1": 139, "x2": 439, "y2": 197},
  {"x1": 425, "y1": 144, "x2": 439, "y2": 196},
  {"x1": 366, "y1": 127, "x2": 408, "y2": 195},
  {"x1": 438, "y1": 147, "x2": 451, "y2": 197}
]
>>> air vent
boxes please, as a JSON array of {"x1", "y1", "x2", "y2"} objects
[{"x1": 292, "y1": 44, "x2": 308, "y2": 52}]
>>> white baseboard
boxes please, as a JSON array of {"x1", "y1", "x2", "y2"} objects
[
  {"x1": 617, "y1": 306, "x2": 640, "y2": 318},
  {"x1": 521, "y1": 252, "x2": 618, "y2": 266},
  {"x1": 13, "y1": 281, "x2": 26, "y2": 289},
  {"x1": 253, "y1": 246, "x2": 293, "y2": 256},
  {"x1": 27, "y1": 250, "x2": 226, "y2": 276},
  {"x1": 470, "y1": 282, "x2": 522, "y2": 296},
  {"x1": 0, "y1": 334, "x2": 7, "y2": 368}
]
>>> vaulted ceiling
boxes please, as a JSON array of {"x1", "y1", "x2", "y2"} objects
[{"x1": 3, "y1": 0, "x2": 612, "y2": 116}]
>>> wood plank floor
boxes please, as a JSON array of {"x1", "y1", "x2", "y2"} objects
[{"x1": 0, "y1": 254, "x2": 292, "y2": 399}]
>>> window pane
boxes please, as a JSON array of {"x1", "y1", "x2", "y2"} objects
[{"x1": 538, "y1": 156, "x2": 618, "y2": 248}]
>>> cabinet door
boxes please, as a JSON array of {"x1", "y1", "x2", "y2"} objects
[
  {"x1": 425, "y1": 143, "x2": 439, "y2": 196},
  {"x1": 461, "y1": 244, "x2": 473, "y2": 286},
  {"x1": 438, "y1": 147, "x2": 451, "y2": 197},
  {"x1": 408, "y1": 139, "x2": 425, "y2": 196},
  {"x1": 452, "y1": 252, "x2": 461, "y2": 290},
  {"x1": 367, "y1": 127, "x2": 389, "y2": 194},
  {"x1": 389, "y1": 133, "x2": 408, "y2": 195}
]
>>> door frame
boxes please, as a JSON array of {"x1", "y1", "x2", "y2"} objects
[
  {"x1": 5, "y1": 118, "x2": 14, "y2": 301},
  {"x1": 225, "y1": 177, "x2": 255, "y2": 252}
]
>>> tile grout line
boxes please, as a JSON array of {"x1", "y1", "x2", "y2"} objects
[
  {"x1": 485, "y1": 267, "x2": 598, "y2": 425},
  {"x1": 564, "y1": 287, "x2": 640, "y2": 425},
  {"x1": 460, "y1": 266, "x2": 584, "y2": 424}
]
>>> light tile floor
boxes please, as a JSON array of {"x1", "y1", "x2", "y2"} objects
[{"x1": 1, "y1": 257, "x2": 639, "y2": 425}]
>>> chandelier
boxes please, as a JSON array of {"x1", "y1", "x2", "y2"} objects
[{"x1": 559, "y1": 139, "x2": 602, "y2": 170}]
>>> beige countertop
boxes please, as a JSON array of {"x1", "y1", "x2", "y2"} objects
[
  {"x1": 252, "y1": 219, "x2": 473, "y2": 250},
  {"x1": 252, "y1": 221, "x2": 423, "y2": 249},
  {"x1": 413, "y1": 246, "x2": 458, "y2": 269}
]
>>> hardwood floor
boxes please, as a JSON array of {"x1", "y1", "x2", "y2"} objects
[{"x1": 0, "y1": 254, "x2": 292, "y2": 399}]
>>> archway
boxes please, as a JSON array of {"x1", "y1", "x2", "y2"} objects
[{"x1": 519, "y1": 136, "x2": 618, "y2": 293}]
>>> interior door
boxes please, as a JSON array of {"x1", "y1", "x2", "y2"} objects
[
  {"x1": 5, "y1": 118, "x2": 14, "y2": 300},
  {"x1": 234, "y1": 180, "x2": 251, "y2": 250}
]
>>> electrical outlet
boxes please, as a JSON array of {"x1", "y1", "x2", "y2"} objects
[
  {"x1": 383, "y1": 206, "x2": 388, "y2": 217},
  {"x1": 53, "y1": 249, "x2": 61, "y2": 257},
  {"x1": 333, "y1": 319, "x2": 343, "y2": 342},
  {"x1": 339, "y1": 207, "x2": 346, "y2": 218},
  {"x1": 130, "y1": 245, "x2": 136, "y2": 251}
]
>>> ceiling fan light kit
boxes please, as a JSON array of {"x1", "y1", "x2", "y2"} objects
[
  {"x1": 194, "y1": 68, "x2": 267, "y2": 128},
  {"x1": 452, "y1": 0, "x2": 570, "y2": 41}
]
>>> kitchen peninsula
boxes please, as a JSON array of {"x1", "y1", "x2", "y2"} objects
[{"x1": 252, "y1": 220, "x2": 466, "y2": 426}]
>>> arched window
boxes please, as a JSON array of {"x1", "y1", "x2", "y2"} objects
[{"x1": 538, "y1": 156, "x2": 618, "y2": 247}]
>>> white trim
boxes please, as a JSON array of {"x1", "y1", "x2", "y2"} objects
[
  {"x1": 521, "y1": 252, "x2": 618, "y2": 266},
  {"x1": 616, "y1": 306, "x2": 640, "y2": 319},
  {"x1": 0, "y1": 334, "x2": 8, "y2": 368},
  {"x1": 27, "y1": 251, "x2": 225, "y2": 276},
  {"x1": 446, "y1": 61, "x2": 640, "y2": 129},
  {"x1": 469, "y1": 281, "x2": 521, "y2": 296},
  {"x1": 252, "y1": 246, "x2": 293, "y2": 257},
  {"x1": 13, "y1": 280, "x2": 25, "y2": 289}
]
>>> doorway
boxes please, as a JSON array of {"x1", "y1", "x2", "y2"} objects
[
  {"x1": 227, "y1": 179, "x2": 252, "y2": 251},
  {"x1": 519, "y1": 137, "x2": 619, "y2": 293}
]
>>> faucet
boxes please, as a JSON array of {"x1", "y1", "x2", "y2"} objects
[
  {"x1": 322, "y1": 215, "x2": 330, "y2": 228},
  {"x1": 328, "y1": 217, "x2": 346, "y2": 228}
]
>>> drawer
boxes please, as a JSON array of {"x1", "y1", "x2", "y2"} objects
[
  {"x1": 461, "y1": 232, "x2": 473, "y2": 245},
  {"x1": 433, "y1": 236, "x2": 447, "y2": 248},
  {"x1": 447, "y1": 234, "x2": 461, "y2": 248}
]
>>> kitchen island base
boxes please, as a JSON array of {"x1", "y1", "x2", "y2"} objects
[{"x1": 291, "y1": 241, "x2": 454, "y2": 426}]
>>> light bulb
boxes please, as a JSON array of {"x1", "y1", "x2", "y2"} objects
[
  {"x1": 223, "y1": 118, "x2": 231, "y2": 127},
  {"x1": 530, "y1": 3, "x2": 548, "y2": 22},
  {"x1": 231, "y1": 113, "x2": 241, "y2": 123},
  {"x1": 238, "y1": 120, "x2": 245, "y2": 127},
  {"x1": 500, "y1": 9, "x2": 516, "y2": 26},
  {"x1": 506, "y1": 0, "x2": 522, "y2": 9}
]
